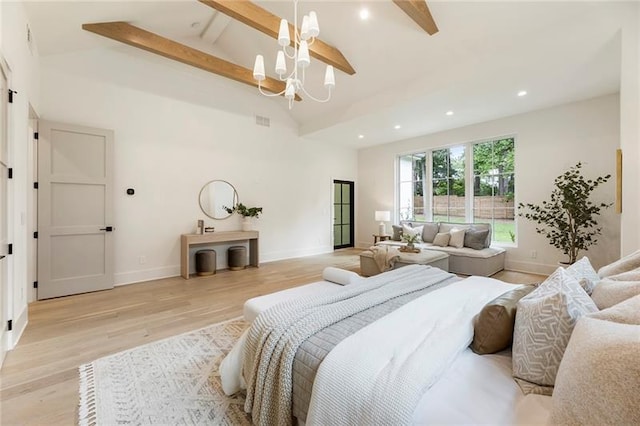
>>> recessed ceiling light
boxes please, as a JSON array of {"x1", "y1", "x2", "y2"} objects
[
  {"x1": 517, "y1": 90, "x2": 528, "y2": 97},
  {"x1": 359, "y1": 8, "x2": 370, "y2": 20},
  {"x1": 446, "y1": 111, "x2": 454, "y2": 116},
  {"x1": 358, "y1": 134, "x2": 364, "y2": 139},
  {"x1": 191, "y1": 21, "x2": 201, "y2": 29},
  {"x1": 394, "y1": 124, "x2": 401, "y2": 130}
]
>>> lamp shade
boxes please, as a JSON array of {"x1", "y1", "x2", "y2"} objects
[
  {"x1": 278, "y1": 19, "x2": 290, "y2": 46},
  {"x1": 375, "y1": 211, "x2": 391, "y2": 222},
  {"x1": 297, "y1": 40, "x2": 310, "y2": 68},
  {"x1": 324, "y1": 65, "x2": 335, "y2": 89},
  {"x1": 253, "y1": 55, "x2": 265, "y2": 81},
  {"x1": 275, "y1": 51, "x2": 287, "y2": 75}
]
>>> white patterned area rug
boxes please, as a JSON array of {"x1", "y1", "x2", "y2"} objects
[{"x1": 78, "y1": 317, "x2": 251, "y2": 425}]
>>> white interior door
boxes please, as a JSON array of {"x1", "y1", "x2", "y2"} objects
[
  {"x1": 0, "y1": 62, "x2": 9, "y2": 365},
  {"x1": 38, "y1": 121, "x2": 114, "y2": 299}
]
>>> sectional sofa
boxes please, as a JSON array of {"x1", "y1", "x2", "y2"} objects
[{"x1": 376, "y1": 221, "x2": 506, "y2": 276}]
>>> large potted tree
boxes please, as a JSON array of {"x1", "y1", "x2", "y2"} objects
[{"x1": 518, "y1": 163, "x2": 611, "y2": 264}]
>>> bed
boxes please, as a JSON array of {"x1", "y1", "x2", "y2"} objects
[{"x1": 221, "y1": 265, "x2": 552, "y2": 425}]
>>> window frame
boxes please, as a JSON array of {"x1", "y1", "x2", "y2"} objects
[{"x1": 395, "y1": 135, "x2": 517, "y2": 246}]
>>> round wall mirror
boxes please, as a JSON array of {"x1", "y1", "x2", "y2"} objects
[{"x1": 199, "y1": 180, "x2": 238, "y2": 220}]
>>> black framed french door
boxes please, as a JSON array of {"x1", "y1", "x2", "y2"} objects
[{"x1": 333, "y1": 180, "x2": 354, "y2": 249}]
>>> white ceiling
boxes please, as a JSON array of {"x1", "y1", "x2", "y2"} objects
[{"x1": 24, "y1": 1, "x2": 628, "y2": 148}]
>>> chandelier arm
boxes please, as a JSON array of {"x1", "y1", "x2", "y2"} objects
[
  {"x1": 257, "y1": 81, "x2": 286, "y2": 97},
  {"x1": 299, "y1": 85, "x2": 332, "y2": 103},
  {"x1": 283, "y1": 45, "x2": 296, "y2": 60}
]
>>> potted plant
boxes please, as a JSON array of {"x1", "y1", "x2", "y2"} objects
[
  {"x1": 224, "y1": 203, "x2": 263, "y2": 231},
  {"x1": 402, "y1": 233, "x2": 420, "y2": 251},
  {"x1": 518, "y1": 162, "x2": 611, "y2": 265}
]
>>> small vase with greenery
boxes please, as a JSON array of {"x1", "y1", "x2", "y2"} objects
[
  {"x1": 402, "y1": 233, "x2": 420, "y2": 250},
  {"x1": 224, "y1": 203, "x2": 263, "y2": 231},
  {"x1": 518, "y1": 162, "x2": 611, "y2": 265}
]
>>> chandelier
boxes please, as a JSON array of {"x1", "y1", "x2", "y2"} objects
[{"x1": 252, "y1": 0, "x2": 335, "y2": 109}]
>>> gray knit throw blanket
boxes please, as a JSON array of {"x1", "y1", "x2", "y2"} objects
[{"x1": 243, "y1": 265, "x2": 454, "y2": 426}]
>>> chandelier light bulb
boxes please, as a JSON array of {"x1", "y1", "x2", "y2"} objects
[
  {"x1": 297, "y1": 40, "x2": 310, "y2": 68},
  {"x1": 277, "y1": 19, "x2": 290, "y2": 46},
  {"x1": 284, "y1": 79, "x2": 296, "y2": 100},
  {"x1": 308, "y1": 11, "x2": 319, "y2": 37},
  {"x1": 275, "y1": 51, "x2": 287, "y2": 76},
  {"x1": 300, "y1": 15, "x2": 311, "y2": 40},
  {"x1": 253, "y1": 55, "x2": 266, "y2": 81},
  {"x1": 324, "y1": 65, "x2": 335, "y2": 89}
]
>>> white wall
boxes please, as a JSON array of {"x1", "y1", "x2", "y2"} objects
[
  {"x1": 358, "y1": 94, "x2": 621, "y2": 274},
  {"x1": 1, "y1": 1, "x2": 40, "y2": 348},
  {"x1": 619, "y1": 4, "x2": 640, "y2": 255},
  {"x1": 39, "y1": 48, "x2": 357, "y2": 285}
]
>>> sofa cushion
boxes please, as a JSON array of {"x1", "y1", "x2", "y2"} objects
[
  {"x1": 421, "y1": 222, "x2": 439, "y2": 243},
  {"x1": 440, "y1": 222, "x2": 491, "y2": 248},
  {"x1": 391, "y1": 225, "x2": 403, "y2": 241},
  {"x1": 402, "y1": 224, "x2": 423, "y2": 242},
  {"x1": 377, "y1": 241, "x2": 505, "y2": 259},
  {"x1": 432, "y1": 232, "x2": 450, "y2": 247},
  {"x1": 464, "y1": 228, "x2": 490, "y2": 250},
  {"x1": 448, "y1": 228, "x2": 466, "y2": 248},
  {"x1": 597, "y1": 249, "x2": 640, "y2": 278},
  {"x1": 591, "y1": 277, "x2": 640, "y2": 310}
]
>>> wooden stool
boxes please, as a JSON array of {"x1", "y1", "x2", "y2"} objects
[
  {"x1": 195, "y1": 249, "x2": 216, "y2": 276},
  {"x1": 228, "y1": 246, "x2": 247, "y2": 271}
]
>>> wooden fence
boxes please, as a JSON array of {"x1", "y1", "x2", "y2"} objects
[{"x1": 413, "y1": 195, "x2": 515, "y2": 219}]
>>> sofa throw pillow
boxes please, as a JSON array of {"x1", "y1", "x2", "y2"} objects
[
  {"x1": 550, "y1": 317, "x2": 640, "y2": 426},
  {"x1": 391, "y1": 225, "x2": 404, "y2": 241},
  {"x1": 448, "y1": 228, "x2": 466, "y2": 248},
  {"x1": 464, "y1": 228, "x2": 490, "y2": 250},
  {"x1": 512, "y1": 268, "x2": 597, "y2": 394},
  {"x1": 597, "y1": 249, "x2": 640, "y2": 278},
  {"x1": 471, "y1": 284, "x2": 536, "y2": 355},
  {"x1": 591, "y1": 277, "x2": 640, "y2": 310},
  {"x1": 402, "y1": 224, "x2": 423, "y2": 242},
  {"x1": 421, "y1": 222, "x2": 439, "y2": 243},
  {"x1": 432, "y1": 232, "x2": 450, "y2": 247},
  {"x1": 565, "y1": 256, "x2": 600, "y2": 295}
]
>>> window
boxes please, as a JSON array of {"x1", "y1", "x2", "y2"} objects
[
  {"x1": 432, "y1": 145, "x2": 466, "y2": 223},
  {"x1": 397, "y1": 137, "x2": 516, "y2": 244},
  {"x1": 473, "y1": 138, "x2": 515, "y2": 243}
]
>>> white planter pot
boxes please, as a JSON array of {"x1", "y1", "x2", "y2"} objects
[{"x1": 242, "y1": 218, "x2": 253, "y2": 231}]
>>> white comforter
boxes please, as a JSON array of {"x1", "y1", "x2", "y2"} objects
[{"x1": 306, "y1": 276, "x2": 516, "y2": 425}]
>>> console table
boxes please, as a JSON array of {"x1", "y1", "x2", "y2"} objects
[{"x1": 180, "y1": 231, "x2": 259, "y2": 279}]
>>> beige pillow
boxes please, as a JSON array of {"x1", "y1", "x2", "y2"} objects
[
  {"x1": 448, "y1": 228, "x2": 466, "y2": 248},
  {"x1": 471, "y1": 285, "x2": 535, "y2": 354},
  {"x1": 589, "y1": 294, "x2": 640, "y2": 324},
  {"x1": 432, "y1": 232, "x2": 450, "y2": 247},
  {"x1": 598, "y1": 249, "x2": 640, "y2": 278},
  {"x1": 551, "y1": 318, "x2": 640, "y2": 425},
  {"x1": 512, "y1": 268, "x2": 597, "y2": 394},
  {"x1": 591, "y1": 278, "x2": 640, "y2": 310}
]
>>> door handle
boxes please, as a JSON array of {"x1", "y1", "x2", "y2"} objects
[{"x1": 100, "y1": 226, "x2": 113, "y2": 232}]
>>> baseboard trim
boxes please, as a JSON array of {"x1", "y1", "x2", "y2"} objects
[
  {"x1": 114, "y1": 265, "x2": 180, "y2": 287},
  {"x1": 505, "y1": 260, "x2": 556, "y2": 275},
  {"x1": 10, "y1": 305, "x2": 28, "y2": 350},
  {"x1": 261, "y1": 246, "x2": 334, "y2": 263}
]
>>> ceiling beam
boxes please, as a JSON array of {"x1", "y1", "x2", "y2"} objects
[
  {"x1": 82, "y1": 21, "x2": 300, "y2": 100},
  {"x1": 393, "y1": 0, "x2": 439, "y2": 35},
  {"x1": 198, "y1": 0, "x2": 356, "y2": 75}
]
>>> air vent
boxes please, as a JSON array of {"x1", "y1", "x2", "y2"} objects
[{"x1": 255, "y1": 115, "x2": 270, "y2": 127}]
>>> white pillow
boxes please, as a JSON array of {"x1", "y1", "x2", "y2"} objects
[
  {"x1": 512, "y1": 267, "x2": 598, "y2": 394},
  {"x1": 322, "y1": 267, "x2": 362, "y2": 286},
  {"x1": 448, "y1": 228, "x2": 466, "y2": 248},
  {"x1": 402, "y1": 224, "x2": 423, "y2": 242},
  {"x1": 565, "y1": 256, "x2": 600, "y2": 295},
  {"x1": 598, "y1": 249, "x2": 640, "y2": 278}
]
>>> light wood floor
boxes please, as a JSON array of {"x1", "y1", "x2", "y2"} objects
[{"x1": 0, "y1": 249, "x2": 545, "y2": 425}]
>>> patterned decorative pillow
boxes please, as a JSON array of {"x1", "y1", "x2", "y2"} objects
[
  {"x1": 402, "y1": 224, "x2": 423, "y2": 242},
  {"x1": 512, "y1": 267, "x2": 598, "y2": 394},
  {"x1": 448, "y1": 228, "x2": 466, "y2": 248},
  {"x1": 565, "y1": 256, "x2": 600, "y2": 295},
  {"x1": 432, "y1": 232, "x2": 450, "y2": 247}
]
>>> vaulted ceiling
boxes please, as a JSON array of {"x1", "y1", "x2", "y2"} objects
[{"x1": 24, "y1": 1, "x2": 628, "y2": 148}]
